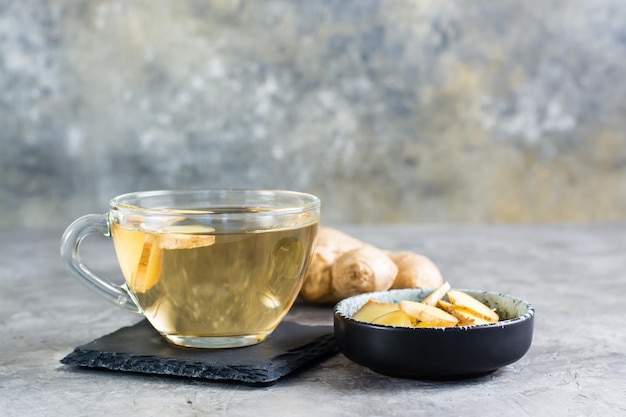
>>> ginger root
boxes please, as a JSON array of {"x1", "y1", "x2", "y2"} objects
[
  {"x1": 299, "y1": 227, "x2": 363, "y2": 304},
  {"x1": 331, "y1": 245, "x2": 398, "y2": 299},
  {"x1": 299, "y1": 227, "x2": 443, "y2": 304},
  {"x1": 388, "y1": 251, "x2": 443, "y2": 290}
]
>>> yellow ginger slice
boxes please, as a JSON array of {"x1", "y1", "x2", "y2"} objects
[
  {"x1": 399, "y1": 300, "x2": 458, "y2": 327},
  {"x1": 421, "y1": 281, "x2": 451, "y2": 306},
  {"x1": 437, "y1": 300, "x2": 491, "y2": 326},
  {"x1": 128, "y1": 226, "x2": 215, "y2": 293},
  {"x1": 371, "y1": 309, "x2": 413, "y2": 327},
  {"x1": 157, "y1": 225, "x2": 216, "y2": 250},
  {"x1": 447, "y1": 290, "x2": 499, "y2": 322},
  {"x1": 352, "y1": 299, "x2": 400, "y2": 323},
  {"x1": 130, "y1": 235, "x2": 163, "y2": 293}
]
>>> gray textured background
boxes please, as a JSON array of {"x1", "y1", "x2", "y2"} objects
[{"x1": 1, "y1": 0, "x2": 625, "y2": 229}]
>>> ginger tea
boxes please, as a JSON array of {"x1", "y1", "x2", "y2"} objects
[{"x1": 111, "y1": 221, "x2": 318, "y2": 346}]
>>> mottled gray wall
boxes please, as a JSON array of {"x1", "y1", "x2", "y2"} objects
[{"x1": 1, "y1": 0, "x2": 626, "y2": 229}]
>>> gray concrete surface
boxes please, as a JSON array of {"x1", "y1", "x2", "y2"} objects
[{"x1": 1, "y1": 224, "x2": 625, "y2": 416}]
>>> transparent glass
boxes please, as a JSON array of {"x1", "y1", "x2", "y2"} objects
[{"x1": 61, "y1": 189, "x2": 320, "y2": 348}]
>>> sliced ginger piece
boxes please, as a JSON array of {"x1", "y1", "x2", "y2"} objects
[
  {"x1": 421, "y1": 281, "x2": 451, "y2": 306},
  {"x1": 130, "y1": 235, "x2": 163, "y2": 293},
  {"x1": 447, "y1": 290, "x2": 499, "y2": 322},
  {"x1": 399, "y1": 300, "x2": 458, "y2": 327},
  {"x1": 129, "y1": 225, "x2": 215, "y2": 293},
  {"x1": 158, "y1": 225, "x2": 216, "y2": 250},
  {"x1": 438, "y1": 300, "x2": 491, "y2": 326},
  {"x1": 352, "y1": 299, "x2": 400, "y2": 323},
  {"x1": 371, "y1": 309, "x2": 413, "y2": 327},
  {"x1": 113, "y1": 226, "x2": 150, "y2": 285}
]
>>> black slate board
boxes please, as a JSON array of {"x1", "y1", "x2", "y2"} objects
[{"x1": 61, "y1": 319, "x2": 336, "y2": 386}]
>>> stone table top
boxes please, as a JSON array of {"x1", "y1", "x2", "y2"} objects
[{"x1": 1, "y1": 224, "x2": 625, "y2": 416}]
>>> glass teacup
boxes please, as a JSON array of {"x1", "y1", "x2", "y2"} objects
[{"x1": 61, "y1": 189, "x2": 320, "y2": 348}]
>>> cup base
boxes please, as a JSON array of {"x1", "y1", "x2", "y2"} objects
[{"x1": 163, "y1": 332, "x2": 270, "y2": 349}]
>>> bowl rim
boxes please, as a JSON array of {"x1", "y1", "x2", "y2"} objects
[{"x1": 334, "y1": 287, "x2": 535, "y2": 332}]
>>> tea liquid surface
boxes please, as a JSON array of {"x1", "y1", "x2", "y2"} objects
[{"x1": 111, "y1": 222, "x2": 317, "y2": 338}]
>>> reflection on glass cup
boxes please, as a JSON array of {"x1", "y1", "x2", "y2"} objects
[{"x1": 61, "y1": 190, "x2": 320, "y2": 348}]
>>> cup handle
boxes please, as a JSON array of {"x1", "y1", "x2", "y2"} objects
[{"x1": 60, "y1": 213, "x2": 141, "y2": 314}]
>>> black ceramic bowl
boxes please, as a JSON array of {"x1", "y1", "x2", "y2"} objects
[{"x1": 334, "y1": 288, "x2": 534, "y2": 379}]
